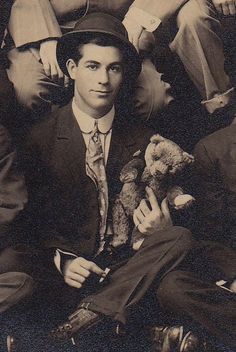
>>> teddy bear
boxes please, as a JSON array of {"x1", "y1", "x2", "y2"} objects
[{"x1": 110, "y1": 134, "x2": 195, "y2": 251}]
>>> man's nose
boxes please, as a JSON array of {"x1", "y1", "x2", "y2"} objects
[{"x1": 98, "y1": 68, "x2": 109, "y2": 84}]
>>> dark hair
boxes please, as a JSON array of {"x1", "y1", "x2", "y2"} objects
[
  {"x1": 68, "y1": 33, "x2": 136, "y2": 117},
  {"x1": 69, "y1": 33, "x2": 127, "y2": 64}
]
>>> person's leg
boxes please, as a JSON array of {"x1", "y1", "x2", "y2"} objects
[
  {"x1": 170, "y1": 0, "x2": 236, "y2": 115},
  {"x1": 157, "y1": 270, "x2": 236, "y2": 350},
  {"x1": 80, "y1": 226, "x2": 193, "y2": 324},
  {"x1": 7, "y1": 48, "x2": 70, "y2": 119},
  {"x1": 0, "y1": 247, "x2": 34, "y2": 313}
]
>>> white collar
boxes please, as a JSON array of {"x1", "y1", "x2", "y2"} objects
[{"x1": 72, "y1": 99, "x2": 115, "y2": 134}]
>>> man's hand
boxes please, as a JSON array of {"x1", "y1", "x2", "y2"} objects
[
  {"x1": 212, "y1": 0, "x2": 236, "y2": 15},
  {"x1": 122, "y1": 17, "x2": 144, "y2": 51},
  {"x1": 63, "y1": 257, "x2": 106, "y2": 289},
  {"x1": 39, "y1": 40, "x2": 69, "y2": 87},
  {"x1": 133, "y1": 187, "x2": 173, "y2": 235}
]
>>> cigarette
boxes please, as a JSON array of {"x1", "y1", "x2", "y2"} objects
[{"x1": 99, "y1": 267, "x2": 110, "y2": 283}]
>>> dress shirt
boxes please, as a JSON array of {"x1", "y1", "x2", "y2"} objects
[
  {"x1": 72, "y1": 99, "x2": 114, "y2": 165},
  {"x1": 54, "y1": 100, "x2": 115, "y2": 273},
  {"x1": 125, "y1": 7, "x2": 161, "y2": 32}
]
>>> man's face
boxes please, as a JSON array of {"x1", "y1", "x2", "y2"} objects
[{"x1": 67, "y1": 43, "x2": 124, "y2": 118}]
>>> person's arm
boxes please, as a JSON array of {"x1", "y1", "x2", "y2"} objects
[
  {"x1": 8, "y1": 0, "x2": 62, "y2": 48},
  {"x1": 8, "y1": 0, "x2": 68, "y2": 84},
  {"x1": 123, "y1": 0, "x2": 188, "y2": 50}
]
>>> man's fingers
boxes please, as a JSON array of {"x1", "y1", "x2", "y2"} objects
[
  {"x1": 51, "y1": 64, "x2": 59, "y2": 82},
  {"x1": 64, "y1": 277, "x2": 82, "y2": 289},
  {"x1": 133, "y1": 207, "x2": 145, "y2": 224},
  {"x1": 161, "y1": 198, "x2": 171, "y2": 220},
  {"x1": 228, "y1": 3, "x2": 236, "y2": 15},
  {"x1": 65, "y1": 272, "x2": 86, "y2": 284},
  {"x1": 71, "y1": 265, "x2": 90, "y2": 278},
  {"x1": 88, "y1": 262, "x2": 106, "y2": 276},
  {"x1": 139, "y1": 199, "x2": 151, "y2": 216},
  {"x1": 137, "y1": 223, "x2": 148, "y2": 234},
  {"x1": 133, "y1": 212, "x2": 140, "y2": 227},
  {"x1": 222, "y1": 4, "x2": 230, "y2": 15},
  {"x1": 146, "y1": 187, "x2": 160, "y2": 212},
  {"x1": 42, "y1": 62, "x2": 51, "y2": 77}
]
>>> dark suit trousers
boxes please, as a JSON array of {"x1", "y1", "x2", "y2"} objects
[
  {"x1": 156, "y1": 241, "x2": 236, "y2": 349},
  {"x1": 0, "y1": 247, "x2": 34, "y2": 313},
  {"x1": 80, "y1": 226, "x2": 192, "y2": 324}
]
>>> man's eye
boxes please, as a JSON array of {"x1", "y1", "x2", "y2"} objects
[
  {"x1": 109, "y1": 65, "x2": 122, "y2": 73},
  {"x1": 87, "y1": 64, "x2": 98, "y2": 71}
]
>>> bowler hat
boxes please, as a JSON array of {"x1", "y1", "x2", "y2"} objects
[{"x1": 56, "y1": 12, "x2": 142, "y2": 79}]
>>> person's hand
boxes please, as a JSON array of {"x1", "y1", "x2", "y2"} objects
[
  {"x1": 230, "y1": 280, "x2": 236, "y2": 293},
  {"x1": 122, "y1": 17, "x2": 144, "y2": 51},
  {"x1": 63, "y1": 257, "x2": 106, "y2": 289},
  {"x1": 133, "y1": 187, "x2": 173, "y2": 235},
  {"x1": 39, "y1": 40, "x2": 69, "y2": 87},
  {"x1": 212, "y1": 0, "x2": 236, "y2": 15}
]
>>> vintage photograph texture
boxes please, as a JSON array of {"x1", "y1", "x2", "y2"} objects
[{"x1": 0, "y1": 0, "x2": 236, "y2": 351}]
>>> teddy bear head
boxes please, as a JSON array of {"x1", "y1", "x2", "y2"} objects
[{"x1": 144, "y1": 134, "x2": 194, "y2": 178}]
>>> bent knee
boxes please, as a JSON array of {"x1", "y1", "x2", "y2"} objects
[
  {"x1": 169, "y1": 226, "x2": 193, "y2": 253},
  {"x1": 2, "y1": 272, "x2": 34, "y2": 299},
  {"x1": 177, "y1": 1, "x2": 213, "y2": 30}
]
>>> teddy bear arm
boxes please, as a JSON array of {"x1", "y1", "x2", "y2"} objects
[{"x1": 167, "y1": 185, "x2": 195, "y2": 210}]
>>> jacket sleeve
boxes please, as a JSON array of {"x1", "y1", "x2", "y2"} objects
[
  {"x1": 0, "y1": 125, "x2": 27, "y2": 238},
  {"x1": 8, "y1": 0, "x2": 62, "y2": 48},
  {"x1": 130, "y1": 0, "x2": 189, "y2": 23}
]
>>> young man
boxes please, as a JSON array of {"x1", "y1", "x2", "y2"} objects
[
  {"x1": 0, "y1": 4, "x2": 34, "y2": 350},
  {"x1": 17, "y1": 12, "x2": 236, "y2": 352},
  {"x1": 18, "y1": 12, "x2": 195, "y2": 351}
]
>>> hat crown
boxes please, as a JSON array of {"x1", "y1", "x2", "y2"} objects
[{"x1": 73, "y1": 12, "x2": 129, "y2": 41}]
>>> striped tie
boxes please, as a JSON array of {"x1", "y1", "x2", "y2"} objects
[{"x1": 85, "y1": 120, "x2": 109, "y2": 253}]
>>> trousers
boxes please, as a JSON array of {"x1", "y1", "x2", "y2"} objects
[
  {"x1": 0, "y1": 247, "x2": 34, "y2": 314},
  {"x1": 157, "y1": 240, "x2": 236, "y2": 349}
]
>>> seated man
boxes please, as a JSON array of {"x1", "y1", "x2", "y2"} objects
[
  {"x1": 17, "y1": 12, "x2": 236, "y2": 352},
  {"x1": 0, "y1": 3, "x2": 34, "y2": 348},
  {"x1": 6, "y1": 0, "x2": 236, "y2": 125}
]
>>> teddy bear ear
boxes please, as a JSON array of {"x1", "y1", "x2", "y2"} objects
[
  {"x1": 150, "y1": 134, "x2": 165, "y2": 144},
  {"x1": 183, "y1": 152, "x2": 195, "y2": 163}
]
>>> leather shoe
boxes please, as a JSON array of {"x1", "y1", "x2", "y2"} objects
[
  {"x1": 150, "y1": 326, "x2": 207, "y2": 352},
  {"x1": 51, "y1": 308, "x2": 104, "y2": 340}
]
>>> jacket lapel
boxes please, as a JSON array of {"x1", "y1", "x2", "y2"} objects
[
  {"x1": 106, "y1": 115, "x2": 137, "y2": 197},
  {"x1": 56, "y1": 103, "x2": 88, "y2": 186}
]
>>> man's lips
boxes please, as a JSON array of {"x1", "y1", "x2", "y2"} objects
[{"x1": 91, "y1": 90, "x2": 112, "y2": 94}]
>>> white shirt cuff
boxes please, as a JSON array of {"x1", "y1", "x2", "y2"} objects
[
  {"x1": 125, "y1": 7, "x2": 161, "y2": 32},
  {"x1": 54, "y1": 248, "x2": 77, "y2": 274}
]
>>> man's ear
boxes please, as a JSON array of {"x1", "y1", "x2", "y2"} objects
[{"x1": 66, "y1": 58, "x2": 77, "y2": 80}]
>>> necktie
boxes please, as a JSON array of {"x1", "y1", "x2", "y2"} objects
[{"x1": 85, "y1": 120, "x2": 109, "y2": 253}]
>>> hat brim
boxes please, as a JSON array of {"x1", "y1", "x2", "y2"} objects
[{"x1": 56, "y1": 29, "x2": 142, "y2": 79}]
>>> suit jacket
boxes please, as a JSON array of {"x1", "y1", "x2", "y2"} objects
[
  {"x1": 19, "y1": 101, "x2": 154, "y2": 258},
  {"x1": 8, "y1": 0, "x2": 189, "y2": 48},
  {"x1": 193, "y1": 124, "x2": 236, "y2": 248},
  {"x1": 0, "y1": 124, "x2": 27, "y2": 246}
]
